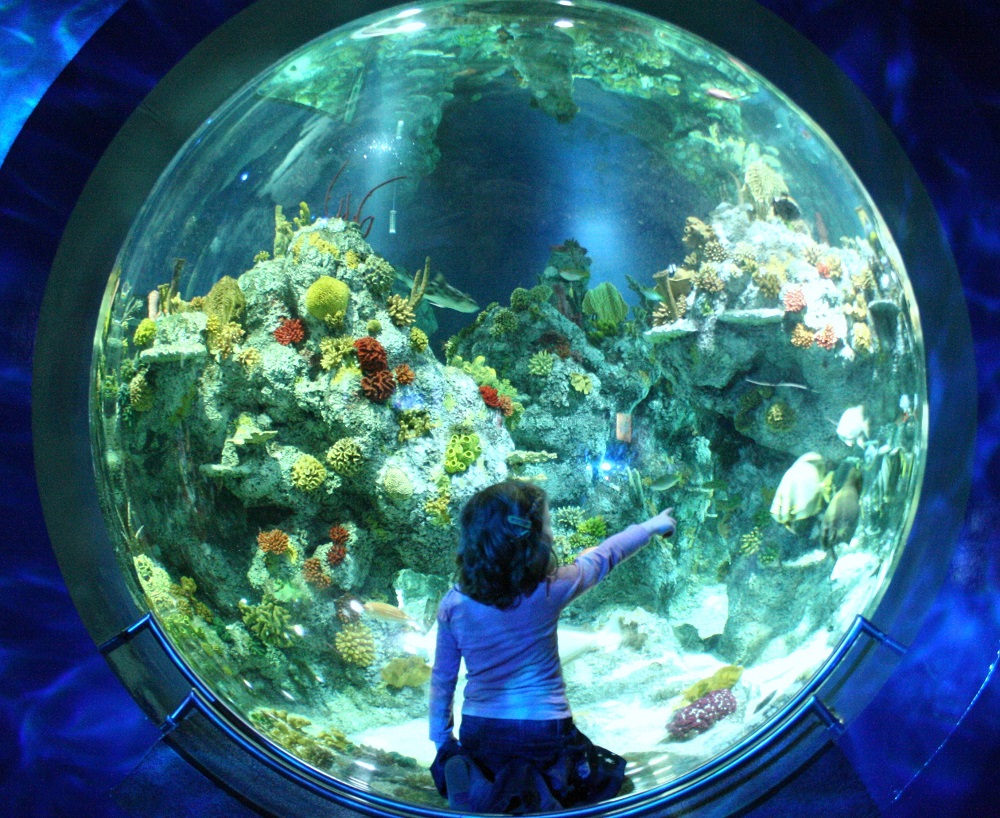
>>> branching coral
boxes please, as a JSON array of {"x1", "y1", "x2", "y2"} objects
[
  {"x1": 291, "y1": 455, "x2": 327, "y2": 491},
  {"x1": 527, "y1": 350, "x2": 555, "y2": 377},
  {"x1": 305, "y1": 276, "x2": 350, "y2": 323},
  {"x1": 815, "y1": 324, "x2": 838, "y2": 351},
  {"x1": 852, "y1": 322, "x2": 872, "y2": 352},
  {"x1": 695, "y1": 264, "x2": 725, "y2": 293},
  {"x1": 479, "y1": 384, "x2": 502, "y2": 409},
  {"x1": 133, "y1": 318, "x2": 157, "y2": 347},
  {"x1": 240, "y1": 593, "x2": 295, "y2": 647},
  {"x1": 362, "y1": 256, "x2": 396, "y2": 297},
  {"x1": 129, "y1": 372, "x2": 155, "y2": 412},
  {"x1": 329, "y1": 525, "x2": 350, "y2": 548},
  {"x1": 249, "y1": 708, "x2": 351, "y2": 769},
  {"x1": 326, "y1": 438, "x2": 364, "y2": 476},
  {"x1": 445, "y1": 433, "x2": 482, "y2": 474},
  {"x1": 765, "y1": 401, "x2": 796, "y2": 431},
  {"x1": 424, "y1": 492, "x2": 451, "y2": 526},
  {"x1": 327, "y1": 543, "x2": 347, "y2": 567},
  {"x1": 394, "y1": 364, "x2": 415, "y2": 385},
  {"x1": 398, "y1": 409, "x2": 433, "y2": 443},
  {"x1": 258, "y1": 529, "x2": 290, "y2": 555},
  {"x1": 354, "y1": 336, "x2": 388, "y2": 373},
  {"x1": 361, "y1": 369, "x2": 396, "y2": 402},
  {"x1": 335, "y1": 623, "x2": 376, "y2": 667},
  {"x1": 274, "y1": 317, "x2": 305, "y2": 346},
  {"x1": 739, "y1": 528, "x2": 762, "y2": 556},
  {"x1": 319, "y1": 336, "x2": 355, "y2": 370},
  {"x1": 236, "y1": 347, "x2": 262, "y2": 372},
  {"x1": 387, "y1": 294, "x2": 416, "y2": 327},
  {"x1": 490, "y1": 307, "x2": 519, "y2": 337},
  {"x1": 206, "y1": 314, "x2": 245, "y2": 358},
  {"x1": 570, "y1": 372, "x2": 593, "y2": 395},
  {"x1": 303, "y1": 556, "x2": 331, "y2": 588},
  {"x1": 783, "y1": 287, "x2": 806, "y2": 313},
  {"x1": 790, "y1": 323, "x2": 814, "y2": 349},
  {"x1": 409, "y1": 327, "x2": 429, "y2": 353}
]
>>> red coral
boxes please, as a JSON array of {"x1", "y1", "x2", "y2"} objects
[
  {"x1": 327, "y1": 544, "x2": 347, "y2": 567},
  {"x1": 479, "y1": 384, "x2": 502, "y2": 409},
  {"x1": 257, "y1": 529, "x2": 289, "y2": 555},
  {"x1": 497, "y1": 395, "x2": 515, "y2": 417},
  {"x1": 303, "y1": 557, "x2": 331, "y2": 588},
  {"x1": 394, "y1": 364, "x2": 415, "y2": 385},
  {"x1": 361, "y1": 368, "x2": 396, "y2": 402},
  {"x1": 273, "y1": 317, "x2": 305, "y2": 345},
  {"x1": 816, "y1": 261, "x2": 831, "y2": 278},
  {"x1": 815, "y1": 324, "x2": 838, "y2": 350},
  {"x1": 354, "y1": 336, "x2": 388, "y2": 373},
  {"x1": 329, "y1": 525, "x2": 350, "y2": 547},
  {"x1": 667, "y1": 689, "x2": 737, "y2": 740},
  {"x1": 783, "y1": 287, "x2": 806, "y2": 313}
]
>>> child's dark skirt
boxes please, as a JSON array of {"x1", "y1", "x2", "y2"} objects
[{"x1": 431, "y1": 715, "x2": 626, "y2": 814}]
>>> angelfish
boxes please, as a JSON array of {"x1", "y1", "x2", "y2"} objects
[
  {"x1": 836, "y1": 406, "x2": 870, "y2": 447},
  {"x1": 770, "y1": 452, "x2": 833, "y2": 528}
]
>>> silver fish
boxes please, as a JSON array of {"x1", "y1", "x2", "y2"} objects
[{"x1": 395, "y1": 268, "x2": 480, "y2": 313}]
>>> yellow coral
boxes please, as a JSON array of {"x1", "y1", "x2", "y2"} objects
[
  {"x1": 381, "y1": 656, "x2": 432, "y2": 689},
  {"x1": 387, "y1": 294, "x2": 416, "y2": 327},
  {"x1": 291, "y1": 455, "x2": 327, "y2": 491},
  {"x1": 409, "y1": 326, "x2": 429, "y2": 352},
  {"x1": 852, "y1": 322, "x2": 872, "y2": 352},
  {"x1": 133, "y1": 318, "x2": 157, "y2": 347},
  {"x1": 236, "y1": 347, "x2": 262, "y2": 372},
  {"x1": 335, "y1": 623, "x2": 376, "y2": 667},
  {"x1": 344, "y1": 249, "x2": 360, "y2": 269},
  {"x1": 695, "y1": 264, "x2": 725, "y2": 293},
  {"x1": 570, "y1": 372, "x2": 593, "y2": 395},
  {"x1": 129, "y1": 373, "x2": 155, "y2": 412},
  {"x1": 790, "y1": 323, "x2": 814, "y2": 349},
  {"x1": 319, "y1": 336, "x2": 354, "y2": 371},
  {"x1": 425, "y1": 492, "x2": 451, "y2": 526}
]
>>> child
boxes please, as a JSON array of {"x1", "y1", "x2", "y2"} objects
[{"x1": 429, "y1": 480, "x2": 676, "y2": 813}]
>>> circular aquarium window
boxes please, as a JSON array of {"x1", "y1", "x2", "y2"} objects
[{"x1": 90, "y1": 0, "x2": 925, "y2": 806}]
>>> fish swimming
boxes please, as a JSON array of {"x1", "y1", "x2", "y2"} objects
[
  {"x1": 836, "y1": 405, "x2": 870, "y2": 447},
  {"x1": 395, "y1": 269, "x2": 479, "y2": 313},
  {"x1": 770, "y1": 452, "x2": 833, "y2": 528},
  {"x1": 364, "y1": 601, "x2": 415, "y2": 625},
  {"x1": 821, "y1": 468, "x2": 862, "y2": 548}
]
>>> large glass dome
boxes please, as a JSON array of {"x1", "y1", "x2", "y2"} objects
[{"x1": 90, "y1": 0, "x2": 925, "y2": 805}]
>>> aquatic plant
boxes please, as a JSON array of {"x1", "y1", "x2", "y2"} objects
[
  {"x1": 815, "y1": 324, "x2": 838, "y2": 350},
  {"x1": 570, "y1": 372, "x2": 593, "y2": 395},
  {"x1": 319, "y1": 336, "x2": 354, "y2": 371},
  {"x1": 582, "y1": 280, "x2": 629, "y2": 327},
  {"x1": 444, "y1": 433, "x2": 482, "y2": 474},
  {"x1": 129, "y1": 372, "x2": 155, "y2": 412},
  {"x1": 354, "y1": 336, "x2": 388, "y2": 372},
  {"x1": 490, "y1": 307, "x2": 519, "y2": 337},
  {"x1": 382, "y1": 656, "x2": 432, "y2": 689},
  {"x1": 382, "y1": 467, "x2": 414, "y2": 501},
  {"x1": 361, "y1": 369, "x2": 396, "y2": 403},
  {"x1": 852, "y1": 322, "x2": 872, "y2": 352},
  {"x1": 790, "y1": 323, "x2": 814, "y2": 349},
  {"x1": 274, "y1": 317, "x2": 305, "y2": 346},
  {"x1": 303, "y1": 556, "x2": 331, "y2": 588},
  {"x1": 203, "y1": 275, "x2": 246, "y2": 324},
  {"x1": 326, "y1": 437, "x2": 364, "y2": 476},
  {"x1": 305, "y1": 275, "x2": 351, "y2": 324},
  {"x1": 335, "y1": 623, "x2": 376, "y2": 667},
  {"x1": 258, "y1": 529, "x2": 290, "y2": 555},
  {"x1": 682, "y1": 216, "x2": 717, "y2": 251},
  {"x1": 666, "y1": 688, "x2": 738, "y2": 740},
  {"x1": 527, "y1": 350, "x2": 555, "y2": 377},
  {"x1": 133, "y1": 318, "x2": 157, "y2": 347},
  {"x1": 239, "y1": 593, "x2": 295, "y2": 648},
  {"x1": 408, "y1": 326, "x2": 429, "y2": 353},
  {"x1": 394, "y1": 364, "x2": 415, "y2": 385},
  {"x1": 397, "y1": 409, "x2": 433, "y2": 443},
  {"x1": 291, "y1": 455, "x2": 327, "y2": 491}
]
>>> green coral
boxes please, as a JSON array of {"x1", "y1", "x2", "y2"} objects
[
  {"x1": 381, "y1": 655, "x2": 433, "y2": 689},
  {"x1": 305, "y1": 276, "x2": 350, "y2": 323},
  {"x1": 527, "y1": 350, "x2": 555, "y2": 377},
  {"x1": 445, "y1": 433, "x2": 482, "y2": 474},
  {"x1": 274, "y1": 205, "x2": 293, "y2": 257},
  {"x1": 570, "y1": 372, "x2": 593, "y2": 395},
  {"x1": 398, "y1": 409, "x2": 433, "y2": 443},
  {"x1": 409, "y1": 326, "x2": 429, "y2": 353},
  {"x1": 553, "y1": 506, "x2": 585, "y2": 530},
  {"x1": 319, "y1": 336, "x2": 354, "y2": 371},
  {"x1": 240, "y1": 593, "x2": 295, "y2": 647},
  {"x1": 291, "y1": 454, "x2": 327, "y2": 491},
  {"x1": 203, "y1": 276, "x2": 246, "y2": 325},
  {"x1": 509, "y1": 287, "x2": 533, "y2": 312},
  {"x1": 362, "y1": 256, "x2": 396, "y2": 297},
  {"x1": 489, "y1": 307, "x2": 519, "y2": 337},
  {"x1": 366, "y1": 319, "x2": 382, "y2": 335},
  {"x1": 325, "y1": 437, "x2": 364, "y2": 476},
  {"x1": 382, "y1": 467, "x2": 414, "y2": 501},
  {"x1": 582, "y1": 281, "x2": 629, "y2": 325},
  {"x1": 765, "y1": 400, "x2": 796, "y2": 432},
  {"x1": 293, "y1": 201, "x2": 311, "y2": 229},
  {"x1": 129, "y1": 372, "x2": 155, "y2": 412},
  {"x1": 577, "y1": 516, "x2": 608, "y2": 540},
  {"x1": 133, "y1": 318, "x2": 157, "y2": 347}
]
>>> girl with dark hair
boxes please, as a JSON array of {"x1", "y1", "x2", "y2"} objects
[{"x1": 429, "y1": 480, "x2": 676, "y2": 813}]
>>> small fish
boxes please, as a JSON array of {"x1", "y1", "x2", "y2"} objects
[
  {"x1": 821, "y1": 468, "x2": 862, "y2": 548},
  {"x1": 699, "y1": 479, "x2": 728, "y2": 491},
  {"x1": 836, "y1": 405, "x2": 870, "y2": 447},
  {"x1": 649, "y1": 473, "x2": 681, "y2": 492},
  {"x1": 754, "y1": 690, "x2": 777, "y2": 714},
  {"x1": 625, "y1": 274, "x2": 663, "y2": 303},
  {"x1": 363, "y1": 601, "x2": 414, "y2": 624},
  {"x1": 706, "y1": 87, "x2": 739, "y2": 101},
  {"x1": 557, "y1": 268, "x2": 589, "y2": 282}
]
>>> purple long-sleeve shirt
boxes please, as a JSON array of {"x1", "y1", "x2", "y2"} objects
[{"x1": 429, "y1": 524, "x2": 652, "y2": 746}]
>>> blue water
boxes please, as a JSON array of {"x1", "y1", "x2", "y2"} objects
[{"x1": 1, "y1": 1, "x2": 999, "y2": 815}]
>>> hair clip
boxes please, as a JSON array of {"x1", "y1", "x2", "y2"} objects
[{"x1": 507, "y1": 514, "x2": 532, "y2": 531}]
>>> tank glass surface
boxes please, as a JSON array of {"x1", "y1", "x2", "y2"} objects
[{"x1": 90, "y1": 0, "x2": 926, "y2": 804}]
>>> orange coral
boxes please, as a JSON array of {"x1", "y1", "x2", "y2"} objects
[
  {"x1": 273, "y1": 317, "x2": 305, "y2": 345},
  {"x1": 303, "y1": 557, "x2": 331, "y2": 588},
  {"x1": 329, "y1": 525, "x2": 350, "y2": 547},
  {"x1": 257, "y1": 529, "x2": 289, "y2": 555},
  {"x1": 479, "y1": 384, "x2": 502, "y2": 409},
  {"x1": 394, "y1": 364, "x2": 415, "y2": 385},
  {"x1": 496, "y1": 395, "x2": 515, "y2": 417},
  {"x1": 327, "y1": 544, "x2": 347, "y2": 567},
  {"x1": 783, "y1": 287, "x2": 806, "y2": 313},
  {"x1": 354, "y1": 336, "x2": 388, "y2": 373},
  {"x1": 361, "y1": 369, "x2": 395, "y2": 402},
  {"x1": 815, "y1": 324, "x2": 838, "y2": 350},
  {"x1": 790, "y1": 323, "x2": 814, "y2": 349}
]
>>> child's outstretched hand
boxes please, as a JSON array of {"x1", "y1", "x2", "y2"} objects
[{"x1": 641, "y1": 508, "x2": 676, "y2": 538}]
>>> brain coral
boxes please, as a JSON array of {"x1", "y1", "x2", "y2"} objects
[
  {"x1": 335, "y1": 623, "x2": 376, "y2": 667},
  {"x1": 326, "y1": 438, "x2": 364, "y2": 476},
  {"x1": 291, "y1": 455, "x2": 327, "y2": 491},
  {"x1": 361, "y1": 369, "x2": 396, "y2": 402},
  {"x1": 305, "y1": 276, "x2": 350, "y2": 323},
  {"x1": 354, "y1": 336, "x2": 388, "y2": 373},
  {"x1": 382, "y1": 467, "x2": 414, "y2": 501}
]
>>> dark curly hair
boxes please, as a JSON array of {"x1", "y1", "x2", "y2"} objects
[{"x1": 456, "y1": 481, "x2": 556, "y2": 610}]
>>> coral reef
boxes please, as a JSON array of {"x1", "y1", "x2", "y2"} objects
[
  {"x1": 258, "y1": 529, "x2": 290, "y2": 555},
  {"x1": 381, "y1": 656, "x2": 433, "y2": 689},
  {"x1": 354, "y1": 336, "x2": 388, "y2": 372},
  {"x1": 274, "y1": 317, "x2": 305, "y2": 346},
  {"x1": 291, "y1": 455, "x2": 328, "y2": 491},
  {"x1": 335, "y1": 623, "x2": 376, "y2": 667},
  {"x1": 361, "y1": 369, "x2": 396, "y2": 402},
  {"x1": 326, "y1": 438, "x2": 364, "y2": 476},
  {"x1": 305, "y1": 275, "x2": 350, "y2": 323}
]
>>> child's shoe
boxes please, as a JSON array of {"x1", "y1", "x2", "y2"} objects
[{"x1": 445, "y1": 756, "x2": 473, "y2": 811}]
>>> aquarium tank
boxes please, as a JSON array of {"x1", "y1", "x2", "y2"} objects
[{"x1": 89, "y1": 0, "x2": 925, "y2": 805}]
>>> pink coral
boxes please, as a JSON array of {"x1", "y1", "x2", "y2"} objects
[
  {"x1": 667, "y1": 688, "x2": 737, "y2": 740},
  {"x1": 783, "y1": 287, "x2": 806, "y2": 313},
  {"x1": 815, "y1": 324, "x2": 838, "y2": 350}
]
